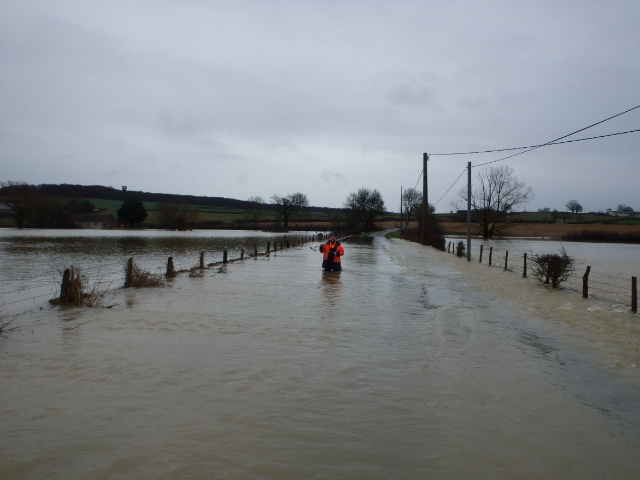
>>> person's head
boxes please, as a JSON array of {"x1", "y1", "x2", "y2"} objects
[{"x1": 329, "y1": 234, "x2": 337, "y2": 242}]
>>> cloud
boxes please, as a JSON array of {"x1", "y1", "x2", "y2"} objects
[
  {"x1": 0, "y1": 0, "x2": 639, "y2": 211},
  {"x1": 322, "y1": 171, "x2": 347, "y2": 185}
]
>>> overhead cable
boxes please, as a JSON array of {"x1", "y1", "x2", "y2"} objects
[
  {"x1": 429, "y1": 128, "x2": 640, "y2": 156},
  {"x1": 429, "y1": 104, "x2": 640, "y2": 168},
  {"x1": 433, "y1": 168, "x2": 468, "y2": 207},
  {"x1": 477, "y1": 104, "x2": 640, "y2": 167},
  {"x1": 413, "y1": 170, "x2": 423, "y2": 191}
]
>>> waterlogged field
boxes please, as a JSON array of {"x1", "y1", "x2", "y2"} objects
[
  {"x1": 445, "y1": 235, "x2": 639, "y2": 312},
  {"x1": 1, "y1": 230, "x2": 639, "y2": 479}
]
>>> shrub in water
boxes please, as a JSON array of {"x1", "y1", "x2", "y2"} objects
[{"x1": 531, "y1": 246, "x2": 574, "y2": 288}]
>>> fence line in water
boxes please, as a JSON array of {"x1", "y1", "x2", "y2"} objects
[
  {"x1": 445, "y1": 240, "x2": 638, "y2": 313},
  {"x1": 1, "y1": 234, "x2": 324, "y2": 313}
]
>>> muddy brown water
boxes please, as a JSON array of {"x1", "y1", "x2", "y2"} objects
[{"x1": 1, "y1": 230, "x2": 639, "y2": 479}]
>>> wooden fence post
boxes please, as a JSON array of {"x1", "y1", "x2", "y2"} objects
[
  {"x1": 254, "y1": 245, "x2": 258, "y2": 258},
  {"x1": 479, "y1": 245, "x2": 483, "y2": 263},
  {"x1": 523, "y1": 253, "x2": 527, "y2": 278},
  {"x1": 582, "y1": 266, "x2": 591, "y2": 298},
  {"x1": 166, "y1": 257, "x2": 176, "y2": 277},
  {"x1": 632, "y1": 276, "x2": 637, "y2": 313},
  {"x1": 489, "y1": 247, "x2": 493, "y2": 266},
  {"x1": 125, "y1": 257, "x2": 135, "y2": 287},
  {"x1": 199, "y1": 251, "x2": 205, "y2": 269},
  {"x1": 267, "y1": 241, "x2": 271, "y2": 253},
  {"x1": 223, "y1": 250, "x2": 228, "y2": 264},
  {"x1": 240, "y1": 249, "x2": 244, "y2": 260},
  {"x1": 504, "y1": 251, "x2": 509, "y2": 271},
  {"x1": 60, "y1": 268, "x2": 72, "y2": 303}
]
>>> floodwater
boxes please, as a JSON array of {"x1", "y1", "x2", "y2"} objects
[
  {"x1": 447, "y1": 236, "x2": 639, "y2": 309},
  {"x1": 1, "y1": 230, "x2": 640, "y2": 479}
]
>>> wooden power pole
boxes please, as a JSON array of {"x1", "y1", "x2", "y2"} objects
[{"x1": 422, "y1": 153, "x2": 429, "y2": 244}]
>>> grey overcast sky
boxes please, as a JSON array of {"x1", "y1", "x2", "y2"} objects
[{"x1": 1, "y1": 0, "x2": 639, "y2": 212}]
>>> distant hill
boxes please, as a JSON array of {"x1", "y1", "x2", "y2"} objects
[{"x1": 35, "y1": 183, "x2": 339, "y2": 214}]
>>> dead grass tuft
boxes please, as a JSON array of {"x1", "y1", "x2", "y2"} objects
[
  {"x1": 124, "y1": 258, "x2": 165, "y2": 288},
  {"x1": 188, "y1": 265, "x2": 205, "y2": 277}
]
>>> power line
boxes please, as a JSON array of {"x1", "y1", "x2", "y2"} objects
[
  {"x1": 424, "y1": 105, "x2": 640, "y2": 207},
  {"x1": 413, "y1": 170, "x2": 423, "y2": 190},
  {"x1": 429, "y1": 128, "x2": 640, "y2": 156},
  {"x1": 430, "y1": 104, "x2": 640, "y2": 168},
  {"x1": 433, "y1": 168, "x2": 468, "y2": 207},
  {"x1": 477, "y1": 105, "x2": 639, "y2": 167}
]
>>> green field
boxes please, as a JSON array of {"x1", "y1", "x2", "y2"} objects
[{"x1": 86, "y1": 198, "x2": 338, "y2": 226}]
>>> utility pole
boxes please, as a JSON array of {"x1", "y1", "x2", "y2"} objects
[
  {"x1": 422, "y1": 153, "x2": 429, "y2": 244},
  {"x1": 467, "y1": 161, "x2": 472, "y2": 261},
  {"x1": 400, "y1": 186, "x2": 403, "y2": 231}
]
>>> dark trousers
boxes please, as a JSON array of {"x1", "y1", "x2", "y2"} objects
[{"x1": 322, "y1": 260, "x2": 342, "y2": 272}]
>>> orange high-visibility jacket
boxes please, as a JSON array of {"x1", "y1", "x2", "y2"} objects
[{"x1": 320, "y1": 241, "x2": 344, "y2": 262}]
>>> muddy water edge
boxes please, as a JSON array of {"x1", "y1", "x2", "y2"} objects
[{"x1": 1, "y1": 231, "x2": 639, "y2": 479}]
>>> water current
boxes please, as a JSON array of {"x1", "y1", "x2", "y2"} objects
[{"x1": 1, "y1": 230, "x2": 639, "y2": 479}]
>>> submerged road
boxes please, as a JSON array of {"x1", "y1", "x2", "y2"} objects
[{"x1": 1, "y1": 231, "x2": 639, "y2": 479}]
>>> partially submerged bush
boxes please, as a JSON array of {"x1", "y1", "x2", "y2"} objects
[
  {"x1": 456, "y1": 241, "x2": 466, "y2": 258},
  {"x1": 531, "y1": 246, "x2": 575, "y2": 288},
  {"x1": 124, "y1": 258, "x2": 164, "y2": 288},
  {"x1": 50, "y1": 266, "x2": 112, "y2": 307}
]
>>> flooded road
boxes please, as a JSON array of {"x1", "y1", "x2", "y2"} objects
[{"x1": 1, "y1": 232, "x2": 639, "y2": 479}]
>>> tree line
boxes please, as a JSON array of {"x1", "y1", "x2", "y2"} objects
[
  {"x1": 0, "y1": 181, "x2": 97, "y2": 228},
  {"x1": 9, "y1": 165, "x2": 616, "y2": 238},
  {"x1": 1, "y1": 181, "x2": 395, "y2": 231}
]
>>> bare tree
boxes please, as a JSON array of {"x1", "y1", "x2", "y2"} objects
[
  {"x1": 566, "y1": 200, "x2": 583, "y2": 214},
  {"x1": 156, "y1": 202, "x2": 199, "y2": 230},
  {"x1": 0, "y1": 181, "x2": 42, "y2": 229},
  {"x1": 244, "y1": 196, "x2": 266, "y2": 229},
  {"x1": 401, "y1": 188, "x2": 422, "y2": 229},
  {"x1": 344, "y1": 188, "x2": 385, "y2": 231},
  {"x1": 453, "y1": 166, "x2": 533, "y2": 239},
  {"x1": 271, "y1": 192, "x2": 309, "y2": 228},
  {"x1": 616, "y1": 204, "x2": 634, "y2": 213}
]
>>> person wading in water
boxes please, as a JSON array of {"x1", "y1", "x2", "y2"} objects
[{"x1": 319, "y1": 233, "x2": 345, "y2": 272}]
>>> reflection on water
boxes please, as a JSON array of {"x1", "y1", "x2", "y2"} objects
[
  {"x1": 1, "y1": 232, "x2": 640, "y2": 479},
  {"x1": 320, "y1": 272, "x2": 342, "y2": 307}
]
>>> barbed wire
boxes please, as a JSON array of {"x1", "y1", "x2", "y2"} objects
[
  {"x1": 590, "y1": 270, "x2": 633, "y2": 281},
  {"x1": 1, "y1": 240, "x2": 312, "y2": 303},
  {"x1": 446, "y1": 239, "x2": 637, "y2": 310},
  {"x1": 589, "y1": 279, "x2": 630, "y2": 290},
  {"x1": 1, "y1": 291, "x2": 56, "y2": 307}
]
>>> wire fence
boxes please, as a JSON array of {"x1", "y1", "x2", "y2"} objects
[
  {"x1": 0, "y1": 234, "x2": 321, "y2": 316},
  {"x1": 444, "y1": 239, "x2": 638, "y2": 313}
]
